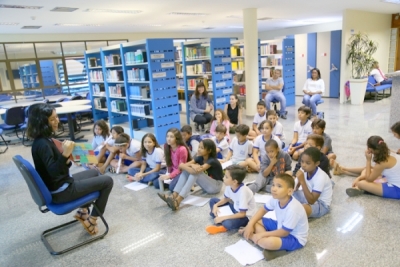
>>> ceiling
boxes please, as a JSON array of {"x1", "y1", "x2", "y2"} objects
[{"x1": 0, "y1": 0, "x2": 398, "y2": 34}]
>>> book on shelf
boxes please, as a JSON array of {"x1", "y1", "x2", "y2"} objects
[
  {"x1": 231, "y1": 47, "x2": 244, "y2": 57},
  {"x1": 262, "y1": 69, "x2": 272, "y2": 78},
  {"x1": 89, "y1": 70, "x2": 104, "y2": 81},
  {"x1": 233, "y1": 72, "x2": 245, "y2": 82},
  {"x1": 92, "y1": 84, "x2": 105, "y2": 95},
  {"x1": 261, "y1": 44, "x2": 279, "y2": 55},
  {"x1": 186, "y1": 61, "x2": 211, "y2": 75},
  {"x1": 261, "y1": 57, "x2": 282, "y2": 67},
  {"x1": 104, "y1": 54, "x2": 121, "y2": 66},
  {"x1": 127, "y1": 68, "x2": 149, "y2": 81},
  {"x1": 109, "y1": 84, "x2": 126, "y2": 97},
  {"x1": 129, "y1": 86, "x2": 149, "y2": 99},
  {"x1": 175, "y1": 49, "x2": 182, "y2": 61},
  {"x1": 106, "y1": 69, "x2": 124, "y2": 81},
  {"x1": 187, "y1": 78, "x2": 210, "y2": 90},
  {"x1": 111, "y1": 100, "x2": 127, "y2": 112},
  {"x1": 185, "y1": 46, "x2": 210, "y2": 59},
  {"x1": 124, "y1": 50, "x2": 147, "y2": 65},
  {"x1": 94, "y1": 97, "x2": 107, "y2": 109},
  {"x1": 130, "y1": 104, "x2": 150, "y2": 116},
  {"x1": 175, "y1": 62, "x2": 183, "y2": 75},
  {"x1": 176, "y1": 78, "x2": 184, "y2": 89}
]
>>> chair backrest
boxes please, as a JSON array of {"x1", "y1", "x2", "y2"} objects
[
  {"x1": 367, "y1": 75, "x2": 377, "y2": 89},
  {"x1": 5, "y1": 106, "x2": 25, "y2": 126},
  {"x1": 12, "y1": 155, "x2": 52, "y2": 208}
]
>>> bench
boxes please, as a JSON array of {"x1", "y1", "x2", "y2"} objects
[{"x1": 365, "y1": 75, "x2": 392, "y2": 102}]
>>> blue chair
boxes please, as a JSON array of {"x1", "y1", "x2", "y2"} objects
[
  {"x1": 0, "y1": 128, "x2": 8, "y2": 153},
  {"x1": 12, "y1": 155, "x2": 109, "y2": 255},
  {"x1": 0, "y1": 106, "x2": 25, "y2": 139},
  {"x1": 366, "y1": 75, "x2": 392, "y2": 102}
]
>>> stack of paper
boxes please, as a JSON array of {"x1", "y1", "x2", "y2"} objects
[
  {"x1": 225, "y1": 240, "x2": 264, "y2": 266},
  {"x1": 124, "y1": 182, "x2": 148, "y2": 191},
  {"x1": 217, "y1": 205, "x2": 234, "y2": 216}
]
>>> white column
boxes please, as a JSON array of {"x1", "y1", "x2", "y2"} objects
[{"x1": 243, "y1": 8, "x2": 259, "y2": 116}]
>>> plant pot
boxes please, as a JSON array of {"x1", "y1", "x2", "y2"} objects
[{"x1": 349, "y1": 78, "x2": 368, "y2": 105}]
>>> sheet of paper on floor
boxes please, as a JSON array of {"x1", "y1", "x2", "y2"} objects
[
  {"x1": 254, "y1": 193, "x2": 273, "y2": 203},
  {"x1": 225, "y1": 239, "x2": 264, "y2": 266},
  {"x1": 181, "y1": 195, "x2": 210, "y2": 207},
  {"x1": 217, "y1": 205, "x2": 234, "y2": 217},
  {"x1": 124, "y1": 182, "x2": 148, "y2": 191},
  {"x1": 221, "y1": 160, "x2": 233, "y2": 170}
]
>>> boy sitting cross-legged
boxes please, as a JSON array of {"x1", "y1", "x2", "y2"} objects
[
  {"x1": 240, "y1": 173, "x2": 309, "y2": 261},
  {"x1": 211, "y1": 124, "x2": 230, "y2": 161},
  {"x1": 286, "y1": 106, "x2": 312, "y2": 160},
  {"x1": 206, "y1": 165, "x2": 256, "y2": 234}
]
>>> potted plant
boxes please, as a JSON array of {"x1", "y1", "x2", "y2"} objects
[{"x1": 346, "y1": 32, "x2": 378, "y2": 105}]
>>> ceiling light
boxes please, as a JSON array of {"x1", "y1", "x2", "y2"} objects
[
  {"x1": 381, "y1": 0, "x2": 400, "y2": 3},
  {"x1": 0, "y1": 4, "x2": 43, "y2": 9},
  {"x1": 50, "y1": 7, "x2": 78, "y2": 12},
  {"x1": 21, "y1": 26, "x2": 42, "y2": 29},
  {"x1": 169, "y1": 12, "x2": 208, "y2": 16},
  {"x1": 84, "y1": 8, "x2": 142, "y2": 14},
  {"x1": 54, "y1": 23, "x2": 102, "y2": 27},
  {"x1": 0, "y1": 22, "x2": 19, "y2": 26}
]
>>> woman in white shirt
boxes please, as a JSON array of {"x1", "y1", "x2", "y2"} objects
[
  {"x1": 302, "y1": 68, "x2": 324, "y2": 117},
  {"x1": 370, "y1": 61, "x2": 392, "y2": 85}
]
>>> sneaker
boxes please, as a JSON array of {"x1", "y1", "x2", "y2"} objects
[
  {"x1": 280, "y1": 114, "x2": 287, "y2": 120},
  {"x1": 346, "y1": 188, "x2": 364, "y2": 197},
  {"x1": 205, "y1": 225, "x2": 227, "y2": 235},
  {"x1": 263, "y1": 249, "x2": 289, "y2": 261}
]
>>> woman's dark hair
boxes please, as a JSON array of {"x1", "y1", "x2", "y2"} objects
[
  {"x1": 111, "y1": 125, "x2": 124, "y2": 134},
  {"x1": 229, "y1": 94, "x2": 242, "y2": 109},
  {"x1": 164, "y1": 128, "x2": 192, "y2": 167},
  {"x1": 311, "y1": 68, "x2": 321, "y2": 80},
  {"x1": 367, "y1": 135, "x2": 389, "y2": 164},
  {"x1": 26, "y1": 104, "x2": 56, "y2": 139},
  {"x1": 258, "y1": 119, "x2": 273, "y2": 131},
  {"x1": 391, "y1": 122, "x2": 400, "y2": 135},
  {"x1": 194, "y1": 82, "x2": 208, "y2": 99},
  {"x1": 140, "y1": 133, "x2": 160, "y2": 157},
  {"x1": 201, "y1": 139, "x2": 217, "y2": 159},
  {"x1": 93, "y1": 119, "x2": 109, "y2": 140}
]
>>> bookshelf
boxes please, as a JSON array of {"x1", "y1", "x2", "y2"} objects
[
  {"x1": 260, "y1": 38, "x2": 295, "y2": 106},
  {"x1": 57, "y1": 57, "x2": 89, "y2": 95},
  {"x1": 19, "y1": 60, "x2": 59, "y2": 96},
  {"x1": 181, "y1": 38, "x2": 233, "y2": 124},
  {"x1": 230, "y1": 39, "x2": 262, "y2": 103},
  {"x1": 85, "y1": 39, "x2": 180, "y2": 144}
]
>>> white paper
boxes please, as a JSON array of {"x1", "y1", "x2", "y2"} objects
[
  {"x1": 217, "y1": 205, "x2": 234, "y2": 217},
  {"x1": 124, "y1": 182, "x2": 149, "y2": 191},
  {"x1": 254, "y1": 193, "x2": 273, "y2": 204},
  {"x1": 164, "y1": 179, "x2": 172, "y2": 184},
  {"x1": 225, "y1": 240, "x2": 264, "y2": 266},
  {"x1": 221, "y1": 160, "x2": 233, "y2": 170},
  {"x1": 180, "y1": 195, "x2": 209, "y2": 207},
  {"x1": 263, "y1": 210, "x2": 277, "y2": 221}
]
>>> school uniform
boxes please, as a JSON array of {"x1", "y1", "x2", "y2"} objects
[
  {"x1": 229, "y1": 137, "x2": 253, "y2": 164},
  {"x1": 253, "y1": 134, "x2": 283, "y2": 160},
  {"x1": 186, "y1": 135, "x2": 202, "y2": 158},
  {"x1": 209, "y1": 184, "x2": 256, "y2": 230},
  {"x1": 253, "y1": 112, "x2": 267, "y2": 129},
  {"x1": 381, "y1": 153, "x2": 400, "y2": 199},
  {"x1": 322, "y1": 132, "x2": 333, "y2": 155},
  {"x1": 293, "y1": 167, "x2": 333, "y2": 218},
  {"x1": 263, "y1": 196, "x2": 308, "y2": 251},
  {"x1": 292, "y1": 152, "x2": 331, "y2": 178},
  {"x1": 127, "y1": 147, "x2": 166, "y2": 184},
  {"x1": 116, "y1": 139, "x2": 141, "y2": 166},
  {"x1": 272, "y1": 121, "x2": 285, "y2": 141},
  {"x1": 211, "y1": 136, "x2": 229, "y2": 159},
  {"x1": 284, "y1": 120, "x2": 312, "y2": 152}
]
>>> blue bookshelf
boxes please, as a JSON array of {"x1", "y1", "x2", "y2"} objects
[
  {"x1": 57, "y1": 57, "x2": 89, "y2": 95},
  {"x1": 260, "y1": 38, "x2": 295, "y2": 106},
  {"x1": 19, "y1": 60, "x2": 59, "y2": 96},
  {"x1": 181, "y1": 38, "x2": 233, "y2": 124},
  {"x1": 230, "y1": 39, "x2": 262, "y2": 104},
  {"x1": 85, "y1": 39, "x2": 180, "y2": 144}
]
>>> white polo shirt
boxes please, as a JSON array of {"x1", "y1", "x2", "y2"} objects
[
  {"x1": 142, "y1": 147, "x2": 165, "y2": 169},
  {"x1": 253, "y1": 112, "x2": 267, "y2": 127},
  {"x1": 126, "y1": 139, "x2": 141, "y2": 157},
  {"x1": 272, "y1": 121, "x2": 285, "y2": 141},
  {"x1": 303, "y1": 167, "x2": 333, "y2": 207},
  {"x1": 294, "y1": 120, "x2": 312, "y2": 144},
  {"x1": 229, "y1": 137, "x2": 253, "y2": 163},
  {"x1": 224, "y1": 184, "x2": 256, "y2": 217},
  {"x1": 253, "y1": 134, "x2": 283, "y2": 160},
  {"x1": 211, "y1": 136, "x2": 229, "y2": 159}
]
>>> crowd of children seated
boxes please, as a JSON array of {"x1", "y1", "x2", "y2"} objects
[{"x1": 40, "y1": 93, "x2": 400, "y2": 262}]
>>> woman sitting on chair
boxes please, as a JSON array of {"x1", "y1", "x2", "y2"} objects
[
  {"x1": 302, "y1": 68, "x2": 324, "y2": 118},
  {"x1": 27, "y1": 104, "x2": 114, "y2": 236},
  {"x1": 264, "y1": 69, "x2": 287, "y2": 119}
]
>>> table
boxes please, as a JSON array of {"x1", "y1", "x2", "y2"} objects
[
  {"x1": 0, "y1": 100, "x2": 42, "y2": 109},
  {"x1": 35, "y1": 95, "x2": 73, "y2": 102},
  {"x1": 57, "y1": 100, "x2": 91, "y2": 107},
  {"x1": 55, "y1": 105, "x2": 92, "y2": 142}
]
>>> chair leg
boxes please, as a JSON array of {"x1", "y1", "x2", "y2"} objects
[
  {"x1": 41, "y1": 203, "x2": 109, "y2": 255},
  {"x1": 0, "y1": 134, "x2": 8, "y2": 154}
]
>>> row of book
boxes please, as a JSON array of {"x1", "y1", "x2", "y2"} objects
[
  {"x1": 94, "y1": 97, "x2": 107, "y2": 109},
  {"x1": 185, "y1": 47, "x2": 210, "y2": 59},
  {"x1": 176, "y1": 78, "x2": 184, "y2": 89},
  {"x1": 111, "y1": 100, "x2": 127, "y2": 112},
  {"x1": 186, "y1": 62, "x2": 211, "y2": 75},
  {"x1": 124, "y1": 50, "x2": 147, "y2": 65},
  {"x1": 175, "y1": 49, "x2": 182, "y2": 61},
  {"x1": 109, "y1": 85, "x2": 126, "y2": 97},
  {"x1": 260, "y1": 44, "x2": 279, "y2": 55},
  {"x1": 187, "y1": 78, "x2": 212, "y2": 90},
  {"x1": 104, "y1": 54, "x2": 121, "y2": 66},
  {"x1": 175, "y1": 63, "x2": 183, "y2": 75},
  {"x1": 261, "y1": 57, "x2": 282, "y2": 67},
  {"x1": 92, "y1": 84, "x2": 105, "y2": 95},
  {"x1": 129, "y1": 85, "x2": 149, "y2": 99},
  {"x1": 106, "y1": 70, "x2": 124, "y2": 81},
  {"x1": 89, "y1": 70, "x2": 104, "y2": 81},
  {"x1": 130, "y1": 104, "x2": 151, "y2": 117},
  {"x1": 232, "y1": 61, "x2": 245, "y2": 70},
  {"x1": 127, "y1": 68, "x2": 149, "y2": 81},
  {"x1": 231, "y1": 47, "x2": 244, "y2": 57},
  {"x1": 233, "y1": 72, "x2": 245, "y2": 82}
]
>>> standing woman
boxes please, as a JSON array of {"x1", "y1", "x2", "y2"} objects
[
  {"x1": 27, "y1": 104, "x2": 113, "y2": 235},
  {"x1": 224, "y1": 94, "x2": 243, "y2": 133},
  {"x1": 302, "y1": 68, "x2": 325, "y2": 117},
  {"x1": 189, "y1": 82, "x2": 214, "y2": 132}
]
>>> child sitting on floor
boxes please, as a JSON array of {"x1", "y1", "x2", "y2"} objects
[
  {"x1": 126, "y1": 133, "x2": 165, "y2": 185},
  {"x1": 109, "y1": 133, "x2": 141, "y2": 173},
  {"x1": 222, "y1": 124, "x2": 253, "y2": 168},
  {"x1": 248, "y1": 101, "x2": 267, "y2": 140},
  {"x1": 247, "y1": 139, "x2": 292, "y2": 194},
  {"x1": 240, "y1": 173, "x2": 309, "y2": 261},
  {"x1": 84, "y1": 119, "x2": 111, "y2": 170},
  {"x1": 211, "y1": 124, "x2": 230, "y2": 161},
  {"x1": 293, "y1": 147, "x2": 333, "y2": 218},
  {"x1": 267, "y1": 110, "x2": 285, "y2": 146},
  {"x1": 311, "y1": 119, "x2": 336, "y2": 165},
  {"x1": 286, "y1": 106, "x2": 312, "y2": 160},
  {"x1": 209, "y1": 109, "x2": 230, "y2": 141},
  {"x1": 95, "y1": 126, "x2": 124, "y2": 174},
  {"x1": 181, "y1": 125, "x2": 202, "y2": 158},
  {"x1": 391, "y1": 122, "x2": 400, "y2": 154},
  {"x1": 206, "y1": 165, "x2": 256, "y2": 234}
]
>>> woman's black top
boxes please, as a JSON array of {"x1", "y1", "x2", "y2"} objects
[{"x1": 227, "y1": 104, "x2": 239, "y2": 124}]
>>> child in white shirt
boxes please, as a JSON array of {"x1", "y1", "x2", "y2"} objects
[
  {"x1": 211, "y1": 124, "x2": 229, "y2": 161},
  {"x1": 267, "y1": 110, "x2": 285, "y2": 143},
  {"x1": 223, "y1": 124, "x2": 253, "y2": 168},
  {"x1": 286, "y1": 106, "x2": 312, "y2": 160},
  {"x1": 110, "y1": 133, "x2": 141, "y2": 173},
  {"x1": 248, "y1": 101, "x2": 267, "y2": 140}
]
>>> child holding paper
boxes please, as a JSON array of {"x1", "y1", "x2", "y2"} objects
[
  {"x1": 206, "y1": 165, "x2": 256, "y2": 234},
  {"x1": 240, "y1": 173, "x2": 309, "y2": 261}
]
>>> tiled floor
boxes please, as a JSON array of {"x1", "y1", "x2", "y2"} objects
[{"x1": 1, "y1": 96, "x2": 399, "y2": 267}]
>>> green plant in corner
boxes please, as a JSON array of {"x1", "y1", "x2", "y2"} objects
[{"x1": 346, "y1": 32, "x2": 378, "y2": 79}]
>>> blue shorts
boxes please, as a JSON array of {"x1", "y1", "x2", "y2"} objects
[
  {"x1": 94, "y1": 151, "x2": 110, "y2": 158},
  {"x1": 115, "y1": 155, "x2": 133, "y2": 166},
  {"x1": 382, "y1": 183, "x2": 400, "y2": 199},
  {"x1": 261, "y1": 218, "x2": 303, "y2": 251},
  {"x1": 292, "y1": 190, "x2": 330, "y2": 218},
  {"x1": 283, "y1": 142, "x2": 302, "y2": 152}
]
